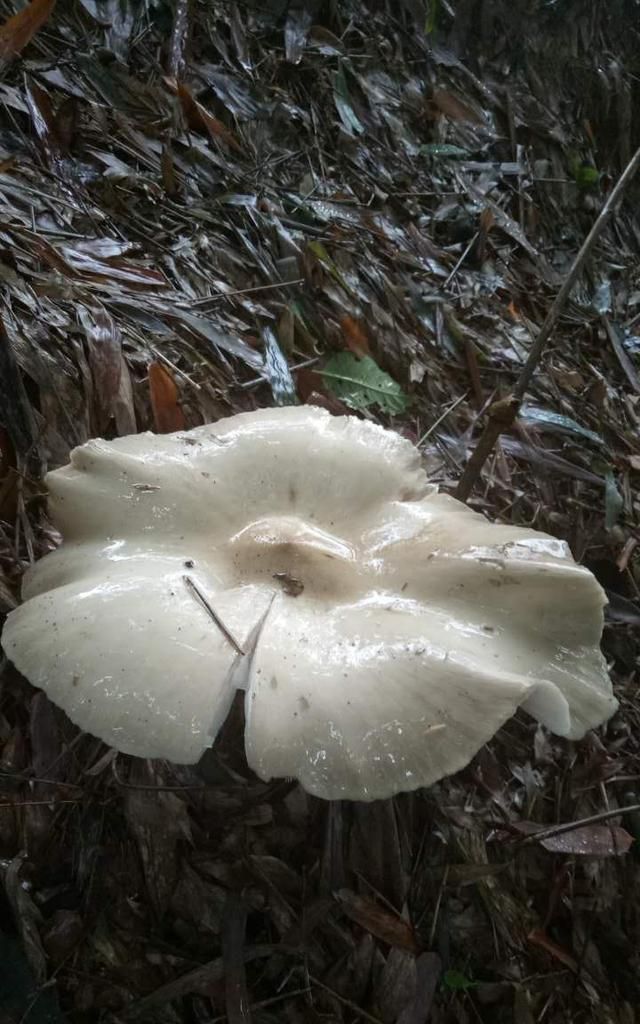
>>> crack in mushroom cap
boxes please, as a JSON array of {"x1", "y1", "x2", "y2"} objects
[{"x1": 1, "y1": 406, "x2": 617, "y2": 800}]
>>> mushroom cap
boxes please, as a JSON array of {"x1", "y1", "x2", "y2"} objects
[{"x1": 1, "y1": 406, "x2": 617, "y2": 800}]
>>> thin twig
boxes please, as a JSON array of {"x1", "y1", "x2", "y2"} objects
[
  {"x1": 428, "y1": 863, "x2": 449, "y2": 948},
  {"x1": 190, "y1": 278, "x2": 305, "y2": 306},
  {"x1": 418, "y1": 392, "x2": 469, "y2": 446},
  {"x1": 125, "y1": 947, "x2": 281, "y2": 1019},
  {"x1": 455, "y1": 145, "x2": 640, "y2": 501},
  {"x1": 183, "y1": 575, "x2": 245, "y2": 655},
  {"x1": 309, "y1": 976, "x2": 385, "y2": 1024},
  {"x1": 0, "y1": 798, "x2": 81, "y2": 808},
  {"x1": 149, "y1": 345, "x2": 202, "y2": 390},
  {"x1": 0, "y1": 771, "x2": 83, "y2": 791},
  {"x1": 516, "y1": 802, "x2": 640, "y2": 845},
  {"x1": 207, "y1": 988, "x2": 312, "y2": 1023},
  {"x1": 441, "y1": 231, "x2": 479, "y2": 290}
]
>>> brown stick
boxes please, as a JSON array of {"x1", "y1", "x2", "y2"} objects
[{"x1": 455, "y1": 145, "x2": 640, "y2": 502}]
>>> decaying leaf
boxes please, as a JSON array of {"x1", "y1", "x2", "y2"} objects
[
  {"x1": 54, "y1": 95, "x2": 78, "y2": 150},
  {"x1": 123, "y1": 760, "x2": 192, "y2": 919},
  {"x1": 78, "y1": 304, "x2": 123, "y2": 434},
  {"x1": 527, "y1": 929, "x2": 578, "y2": 972},
  {"x1": 2, "y1": 855, "x2": 47, "y2": 984},
  {"x1": 0, "y1": 0, "x2": 56, "y2": 61},
  {"x1": 169, "y1": 78, "x2": 243, "y2": 153},
  {"x1": 540, "y1": 825, "x2": 633, "y2": 856},
  {"x1": 512, "y1": 820, "x2": 633, "y2": 856},
  {"x1": 335, "y1": 889, "x2": 419, "y2": 952},
  {"x1": 0, "y1": 569, "x2": 17, "y2": 612},
  {"x1": 431, "y1": 88, "x2": 483, "y2": 125},
  {"x1": 0, "y1": 425, "x2": 17, "y2": 521},
  {"x1": 340, "y1": 315, "x2": 370, "y2": 357},
  {"x1": 0, "y1": 317, "x2": 38, "y2": 457},
  {"x1": 284, "y1": 0, "x2": 318, "y2": 64},
  {"x1": 262, "y1": 326, "x2": 297, "y2": 406},
  {"x1": 24, "y1": 77, "x2": 64, "y2": 175},
  {"x1": 397, "y1": 952, "x2": 441, "y2": 1024},
  {"x1": 148, "y1": 361, "x2": 185, "y2": 434}
]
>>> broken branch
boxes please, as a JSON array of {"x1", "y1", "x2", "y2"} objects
[{"x1": 455, "y1": 144, "x2": 640, "y2": 502}]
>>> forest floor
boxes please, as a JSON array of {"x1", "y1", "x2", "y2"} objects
[{"x1": 0, "y1": 1, "x2": 639, "y2": 1022}]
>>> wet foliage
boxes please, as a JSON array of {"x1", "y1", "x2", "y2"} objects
[{"x1": 1, "y1": 1, "x2": 640, "y2": 1021}]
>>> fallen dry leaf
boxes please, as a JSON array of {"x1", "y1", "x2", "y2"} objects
[
  {"x1": 79, "y1": 304, "x2": 123, "y2": 434},
  {"x1": 512, "y1": 820, "x2": 633, "y2": 856},
  {"x1": 527, "y1": 928, "x2": 578, "y2": 972},
  {"x1": 0, "y1": 0, "x2": 56, "y2": 60},
  {"x1": 295, "y1": 366, "x2": 325, "y2": 402},
  {"x1": 123, "y1": 760, "x2": 192, "y2": 918},
  {"x1": 430, "y1": 88, "x2": 482, "y2": 125},
  {"x1": 167, "y1": 78, "x2": 243, "y2": 153},
  {"x1": 24, "y1": 78, "x2": 63, "y2": 174},
  {"x1": 148, "y1": 360, "x2": 185, "y2": 434},
  {"x1": 54, "y1": 95, "x2": 79, "y2": 151},
  {"x1": 0, "y1": 424, "x2": 17, "y2": 521},
  {"x1": 340, "y1": 314, "x2": 370, "y2": 357},
  {"x1": 335, "y1": 888, "x2": 419, "y2": 953},
  {"x1": 539, "y1": 824, "x2": 633, "y2": 856}
]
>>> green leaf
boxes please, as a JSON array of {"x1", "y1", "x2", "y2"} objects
[
  {"x1": 321, "y1": 353, "x2": 409, "y2": 415},
  {"x1": 419, "y1": 143, "x2": 470, "y2": 160},
  {"x1": 443, "y1": 969, "x2": 476, "y2": 992},
  {"x1": 574, "y1": 162, "x2": 600, "y2": 190},
  {"x1": 425, "y1": 0, "x2": 440, "y2": 33}
]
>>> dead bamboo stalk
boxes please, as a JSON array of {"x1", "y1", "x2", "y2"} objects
[{"x1": 455, "y1": 145, "x2": 640, "y2": 502}]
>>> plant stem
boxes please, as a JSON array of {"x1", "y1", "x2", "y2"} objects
[{"x1": 455, "y1": 145, "x2": 640, "y2": 502}]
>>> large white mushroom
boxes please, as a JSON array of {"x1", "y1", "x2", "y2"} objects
[{"x1": 1, "y1": 406, "x2": 616, "y2": 800}]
